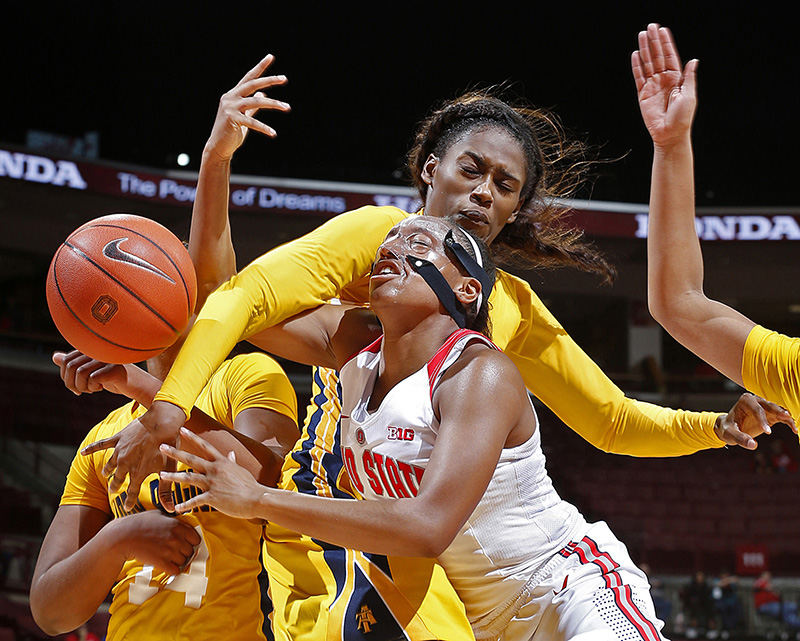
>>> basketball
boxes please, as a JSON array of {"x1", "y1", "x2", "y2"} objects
[{"x1": 45, "y1": 213, "x2": 198, "y2": 364}]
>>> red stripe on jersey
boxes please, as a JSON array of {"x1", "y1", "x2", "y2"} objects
[
  {"x1": 426, "y1": 329, "x2": 499, "y2": 398},
  {"x1": 343, "y1": 334, "x2": 384, "y2": 368}
]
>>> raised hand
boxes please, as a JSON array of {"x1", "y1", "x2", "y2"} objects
[
  {"x1": 205, "y1": 53, "x2": 290, "y2": 162},
  {"x1": 714, "y1": 392, "x2": 797, "y2": 449},
  {"x1": 160, "y1": 427, "x2": 265, "y2": 520},
  {"x1": 632, "y1": 23, "x2": 698, "y2": 147}
]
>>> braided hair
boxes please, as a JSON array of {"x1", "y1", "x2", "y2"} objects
[{"x1": 406, "y1": 88, "x2": 616, "y2": 284}]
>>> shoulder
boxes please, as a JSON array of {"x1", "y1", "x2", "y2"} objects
[
  {"x1": 320, "y1": 205, "x2": 409, "y2": 233},
  {"x1": 439, "y1": 339, "x2": 524, "y2": 396}
]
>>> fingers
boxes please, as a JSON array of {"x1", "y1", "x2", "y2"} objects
[
  {"x1": 179, "y1": 427, "x2": 225, "y2": 459},
  {"x1": 173, "y1": 494, "x2": 210, "y2": 515},
  {"x1": 683, "y1": 59, "x2": 699, "y2": 98},
  {"x1": 631, "y1": 51, "x2": 645, "y2": 93},
  {"x1": 646, "y1": 23, "x2": 666, "y2": 74},
  {"x1": 160, "y1": 470, "x2": 209, "y2": 491},
  {"x1": 238, "y1": 52, "x2": 277, "y2": 85},
  {"x1": 56, "y1": 350, "x2": 95, "y2": 394},
  {"x1": 637, "y1": 28, "x2": 654, "y2": 77},
  {"x1": 101, "y1": 449, "x2": 119, "y2": 478},
  {"x1": 158, "y1": 458, "x2": 177, "y2": 513},
  {"x1": 659, "y1": 25, "x2": 682, "y2": 72},
  {"x1": 758, "y1": 397, "x2": 797, "y2": 433},
  {"x1": 123, "y1": 473, "x2": 146, "y2": 511},
  {"x1": 83, "y1": 434, "x2": 119, "y2": 457},
  {"x1": 159, "y1": 442, "x2": 210, "y2": 471},
  {"x1": 723, "y1": 420, "x2": 758, "y2": 450}
]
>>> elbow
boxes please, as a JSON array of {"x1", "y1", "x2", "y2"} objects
[
  {"x1": 409, "y1": 519, "x2": 457, "y2": 558},
  {"x1": 647, "y1": 291, "x2": 670, "y2": 328},
  {"x1": 30, "y1": 593, "x2": 80, "y2": 636}
]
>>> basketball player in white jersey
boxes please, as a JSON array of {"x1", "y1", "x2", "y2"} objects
[{"x1": 159, "y1": 214, "x2": 668, "y2": 640}]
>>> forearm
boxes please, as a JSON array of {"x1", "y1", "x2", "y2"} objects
[
  {"x1": 117, "y1": 365, "x2": 162, "y2": 407},
  {"x1": 183, "y1": 408, "x2": 285, "y2": 486},
  {"x1": 646, "y1": 136, "x2": 705, "y2": 322},
  {"x1": 154, "y1": 299, "x2": 252, "y2": 418},
  {"x1": 511, "y1": 323, "x2": 723, "y2": 456},
  {"x1": 30, "y1": 522, "x2": 126, "y2": 634},
  {"x1": 189, "y1": 149, "x2": 236, "y2": 310},
  {"x1": 254, "y1": 489, "x2": 445, "y2": 557}
]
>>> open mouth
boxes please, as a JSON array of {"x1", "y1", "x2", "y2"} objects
[{"x1": 371, "y1": 258, "x2": 403, "y2": 279}]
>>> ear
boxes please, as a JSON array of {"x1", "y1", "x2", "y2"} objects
[
  {"x1": 453, "y1": 277, "x2": 481, "y2": 308},
  {"x1": 420, "y1": 154, "x2": 438, "y2": 186}
]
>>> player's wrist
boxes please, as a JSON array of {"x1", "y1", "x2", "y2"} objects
[
  {"x1": 201, "y1": 144, "x2": 234, "y2": 166},
  {"x1": 142, "y1": 401, "x2": 186, "y2": 438}
]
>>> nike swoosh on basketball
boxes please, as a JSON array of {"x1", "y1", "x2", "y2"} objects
[{"x1": 102, "y1": 238, "x2": 176, "y2": 284}]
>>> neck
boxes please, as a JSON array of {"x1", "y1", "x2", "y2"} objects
[{"x1": 376, "y1": 313, "x2": 461, "y2": 390}]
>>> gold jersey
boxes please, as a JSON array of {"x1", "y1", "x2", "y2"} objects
[
  {"x1": 743, "y1": 324, "x2": 800, "y2": 422},
  {"x1": 61, "y1": 353, "x2": 297, "y2": 641}
]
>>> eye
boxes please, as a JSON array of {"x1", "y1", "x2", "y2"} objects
[
  {"x1": 408, "y1": 234, "x2": 431, "y2": 251},
  {"x1": 459, "y1": 162, "x2": 481, "y2": 176}
]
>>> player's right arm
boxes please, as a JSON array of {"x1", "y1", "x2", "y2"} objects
[
  {"x1": 30, "y1": 424, "x2": 200, "y2": 636},
  {"x1": 634, "y1": 23, "x2": 755, "y2": 384}
]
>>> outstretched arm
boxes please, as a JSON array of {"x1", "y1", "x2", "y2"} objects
[
  {"x1": 160, "y1": 347, "x2": 527, "y2": 557},
  {"x1": 148, "y1": 54, "x2": 290, "y2": 380},
  {"x1": 634, "y1": 23, "x2": 754, "y2": 385}
]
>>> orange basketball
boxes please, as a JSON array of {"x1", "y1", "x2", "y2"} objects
[{"x1": 46, "y1": 213, "x2": 197, "y2": 364}]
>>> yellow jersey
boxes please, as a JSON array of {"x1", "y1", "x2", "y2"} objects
[
  {"x1": 157, "y1": 205, "x2": 723, "y2": 456},
  {"x1": 743, "y1": 324, "x2": 800, "y2": 421},
  {"x1": 61, "y1": 353, "x2": 297, "y2": 641}
]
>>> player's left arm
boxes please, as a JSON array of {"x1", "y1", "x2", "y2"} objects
[
  {"x1": 633, "y1": 23, "x2": 755, "y2": 384},
  {"x1": 159, "y1": 347, "x2": 526, "y2": 557},
  {"x1": 505, "y1": 282, "x2": 788, "y2": 454}
]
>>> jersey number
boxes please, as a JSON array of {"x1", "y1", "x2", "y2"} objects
[{"x1": 128, "y1": 525, "x2": 209, "y2": 608}]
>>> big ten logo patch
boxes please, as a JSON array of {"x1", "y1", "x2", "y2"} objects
[
  {"x1": 387, "y1": 426, "x2": 414, "y2": 441},
  {"x1": 91, "y1": 294, "x2": 118, "y2": 323}
]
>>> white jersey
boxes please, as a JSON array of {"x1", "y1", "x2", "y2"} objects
[{"x1": 339, "y1": 328, "x2": 586, "y2": 631}]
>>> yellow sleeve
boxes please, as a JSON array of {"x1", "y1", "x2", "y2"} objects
[
  {"x1": 155, "y1": 205, "x2": 408, "y2": 416},
  {"x1": 500, "y1": 277, "x2": 723, "y2": 457},
  {"x1": 742, "y1": 324, "x2": 800, "y2": 420},
  {"x1": 222, "y1": 353, "x2": 298, "y2": 423},
  {"x1": 60, "y1": 404, "x2": 138, "y2": 511}
]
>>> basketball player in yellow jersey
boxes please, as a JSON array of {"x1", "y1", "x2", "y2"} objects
[
  {"x1": 634, "y1": 24, "x2": 800, "y2": 424},
  {"x1": 30, "y1": 53, "x2": 300, "y2": 640},
  {"x1": 88, "y1": 54, "x2": 787, "y2": 641},
  {"x1": 31, "y1": 350, "x2": 297, "y2": 640}
]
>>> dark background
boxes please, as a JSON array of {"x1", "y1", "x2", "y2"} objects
[{"x1": 3, "y1": 2, "x2": 797, "y2": 207}]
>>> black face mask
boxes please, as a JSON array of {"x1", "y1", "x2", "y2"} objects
[{"x1": 406, "y1": 229, "x2": 494, "y2": 329}]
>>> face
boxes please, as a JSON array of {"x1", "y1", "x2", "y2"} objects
[
  {"x1": 420, "y1": 126, "x2": 527, "y2": 244},
  {"x1": 369, "y1": 217, "x2": 479, "y2": 318}
]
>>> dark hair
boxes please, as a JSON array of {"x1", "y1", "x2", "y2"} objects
[
  {"x1": 407, "y1": 87, "x2": 616, "y2": 284},
  {"x1": 446, "y1": 222, "x2": 495, "y2": 338}
]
